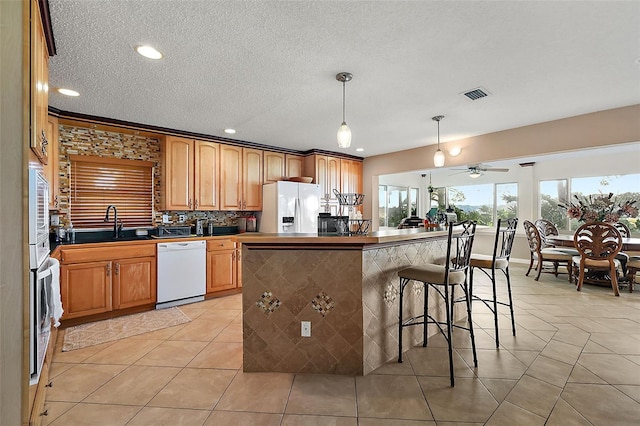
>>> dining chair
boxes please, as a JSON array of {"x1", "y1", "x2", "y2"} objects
[
  {"x1": 397, "y1": 220, "x2": 477, "y2": 387},
  {"x1": 523, "y1": 220, "x2": 574, "y2": 281},
  {"x1": 469, "y1": 218, "x2": 518, "y2": 348},
  {"x1": 613, "y1": 222, "x2": 631, "y2": 238},
  {"x1": 573, "y1": 222, "x2": 623, "y2": 296},
  {"x1": 626, "y1": 256, "x2": 639, "y2": 293},
  {"x1": 534, "y1": 219, "x2": 559, "y2": 248}
]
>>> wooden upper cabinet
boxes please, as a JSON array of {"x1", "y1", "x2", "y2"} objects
[
  {"x1": 44, "y1": 115, "x2": 59, "y2": 209},
  {"x1": 194, "y1": 141, "x2": 219, "y2": 210},
  {"x1": 285, "y1": 154, "x2": 303, "y2": 179},
  {"x1": 264, "y1": 152, "x2": 285, "y2": 183},
  {"x1": 30, "y1": 0, "x2": 49, "y2": 164},
  {"x1": 243, "y1": 148, "x2": 263, "y2": 211},
  {"x1": 340, "y1": 158, "x2": 363, "y2": 194},
  {"x1": 162, "y1": 137, "x2": 219, "y2": 211},
  {"x1": 220, "y1": 146, "x2": 263, "y2": 211},
  {"x1": 220, "y1": 145, "x2": 243, "y2": 210},
  {"x1": 305, "y1": 154, "x2": 340, "y2": 202},
  {"x1": 162, "y1": 136, "x2": 193, "y2": 210}
]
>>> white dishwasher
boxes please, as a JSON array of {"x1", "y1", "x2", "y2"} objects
[{"x1": 156, "y1": 240, "x2": 206, "y2": 309}]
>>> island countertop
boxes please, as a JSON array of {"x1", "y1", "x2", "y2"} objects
[{"x1": 233, "y1": 227, "x2": 450, "y2": 246}]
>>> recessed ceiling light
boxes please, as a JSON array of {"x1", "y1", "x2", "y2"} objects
[
  {"x1": 135, "y1": 45, "x2": 163, "y2": 60},
  {"x1": 57, "y1": 88, "x2": 79, "y2": 97},
  {"x1": 355, "y1": 148, "x2": 364, "y2": 152},
  {"x1": 224, "y1": 128, "x2": 236, "y2": 134}
]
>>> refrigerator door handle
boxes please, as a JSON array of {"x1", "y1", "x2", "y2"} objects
[{"x1": 294, "y1": 197, "x2": 301, "y2": 233}]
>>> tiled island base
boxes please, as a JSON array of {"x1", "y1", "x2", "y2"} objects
[{"x1": 240, "y1": 232, "x2": 467, "y2": 375}]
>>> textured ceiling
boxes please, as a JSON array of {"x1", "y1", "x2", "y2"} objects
[{"x1": 48, "y1": 1, "x2": 640, "y2": 158}]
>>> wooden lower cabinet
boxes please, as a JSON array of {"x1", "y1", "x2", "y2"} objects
[
  {"x1": 59, "y1": 244, "x2": 156, "y2": 320},
  {"x1": 206, "y1": 239, "x2": 241, "y2": 294},
  {"x1": 61, "y1": 260, "x2": 112, "y2": 319},
  {"x1": 113, "y1": 256, "x2": 156, "y2": 309}
]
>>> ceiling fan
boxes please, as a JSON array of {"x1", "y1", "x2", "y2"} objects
[{"x1": 451, "y1": 164, "x2": 510, "y2": 178}]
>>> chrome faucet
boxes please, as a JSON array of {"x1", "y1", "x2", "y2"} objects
[{"x1": 104, "y1": 205, "x2": 122, "y2": 239}]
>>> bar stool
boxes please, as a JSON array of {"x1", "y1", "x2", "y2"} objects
[
  {"x1": 469, "y1": 218, "x2": 518, "y2": 348},
  {"x1": 397, "y1": 220, "x2": 477, "y2": 386}
]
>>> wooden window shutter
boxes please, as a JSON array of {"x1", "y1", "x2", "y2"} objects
[{"x1": 69, "y1": 155, "x2": 154, "y2": 228}]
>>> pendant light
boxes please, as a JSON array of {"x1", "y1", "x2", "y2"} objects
[
  {"x1": 432, "y1": 115, "x2": 445, "y2": 168},
  {"x1": 336, "y1": 72, "x2": 353, "y2": 148}
]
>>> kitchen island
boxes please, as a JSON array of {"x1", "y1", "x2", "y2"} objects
[{"x1": 235, "y1": 228, "x2": 469, "y2": 375}]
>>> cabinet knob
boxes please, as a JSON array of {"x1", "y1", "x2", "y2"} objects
[
  {"x1": 54, "y1": 195, "x2": 59, "y2": 208},
  {"x1": 40, "y1": 409, "x2": 48, "y2": 417},
  {"x1": 188, "y1": 198, "x2": 192, "y2": 209},
  {"x1": 195, "y1": 199, "x2": 199, "y2": 209}
]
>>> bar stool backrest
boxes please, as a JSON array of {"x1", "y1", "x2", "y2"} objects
[
  {"x1": 446, "y1": 220, "x2": 477, "y2": 279},
  {"x1": 494, "y1": 218, "x2": 519, "y2": 261}
]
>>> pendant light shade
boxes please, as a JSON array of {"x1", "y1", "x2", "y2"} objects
[
  {"x1": 337, "y1": 122, "x2": 351, "y2": 148},
  {"x1": 336, "y1": 72, "x2": 353, "y2": 148},
  {"x1": 432, "y1": 115, "x2": 445, "y2": 168}
]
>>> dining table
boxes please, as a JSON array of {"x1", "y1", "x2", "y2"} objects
[{"x1": 546, "y1": 234, "x2": 640, "y2": 252}]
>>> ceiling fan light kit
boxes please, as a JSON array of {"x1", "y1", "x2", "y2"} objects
[
  {"x1": 432, "y1": 115, "x2": 445, "y2": 168},
  {"x1": 336, "y1": 72, "x2": 353, "y2": 148}
]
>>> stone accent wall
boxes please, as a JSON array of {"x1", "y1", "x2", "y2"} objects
[{"x1": 54, "y1": 124, "x2": 241, "y2": 228}]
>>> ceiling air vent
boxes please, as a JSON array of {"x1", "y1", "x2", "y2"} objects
[{"x1": 462, "y1": 87, "x2": 489, "y2": 100}]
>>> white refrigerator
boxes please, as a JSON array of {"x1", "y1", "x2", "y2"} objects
[{"x1": 260, "y1": 181, "x2": 321, "y2": 233}]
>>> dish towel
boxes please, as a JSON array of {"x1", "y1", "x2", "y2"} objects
[{"x1": 47, "y1": 257, "x2": 64, "y2": 327}]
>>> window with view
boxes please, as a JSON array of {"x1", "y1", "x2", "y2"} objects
[
  {"x1": 569, "y1": 174, "x2": 639, "y2": 232},
  {"x1": 539, "y1": 179, "x2": 569, "y2": 231},
  {"x1": 70, "y1": 155, "x2": 154, "y2": 229},
  {"x1": 378, "y1": 185, "x2": 420, "y2": 228},
  {"x1": 447, "y1": 183, "x2": 518, "y2": 226}
]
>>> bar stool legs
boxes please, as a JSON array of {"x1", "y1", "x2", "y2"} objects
[
  {"x1": 469, "y1": 264, "x2": 516, "y2": 348},
  {"x1": 397, "y1": 275, "x2": 478, "y2": 386}
]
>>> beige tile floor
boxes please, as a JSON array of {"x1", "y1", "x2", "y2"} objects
[{"x1": 44, "y1": 264, "x2": 640, "y2": 425}]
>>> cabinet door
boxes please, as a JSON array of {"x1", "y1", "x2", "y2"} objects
[
  {"x1": 236, "y1": 245, "x2": 242, "y2": 288},
  {"x1": 61, "y1": 261, "x2": 112, "y2": 319},
  {"x1": 285, "y1": 154, "x2": 304, "y2": 179},
  {"x1": 315, "y1": 155, "x2": 329, "y2": 200},
  {"x1": 30, "y1": 0, "x2": 49, "y2": 164},
  {"x1": 242, "y1": 148, "x2": 263, "y2": 211},
  {"x1": 220, "y1": 145, "x2": 243, "y2": 210},
  {"x1": 163, "y1": 137, "x2": 194, "y2": 210},
  {"x1": 206, "y1": 249, "x2": 237, "y2": 293},
  {"x1": 264, "y1": 152, "x2": 285, "y2": 183},
  {"x1": 44, "y1": 115, "x2": 59, "y2": 209},
  {"x1": 327, "y1": 156, "x2": 341, "y2": 202},
  {"x1": 194, "y1": 141, "x2": 219, "y2": 210},
  {"x1": 113, "y1": 256, "x2": 157, "y2": 309},
  {"x1": 340, "y1": 159, "x2": 363, "y2": 194}
]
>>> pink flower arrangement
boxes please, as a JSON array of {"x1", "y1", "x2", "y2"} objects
[{"x1": 559, "y1": 193, "x2": 638, "y2": 223}]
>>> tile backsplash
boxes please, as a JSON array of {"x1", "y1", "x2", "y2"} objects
[{"x1": 53, "y1": 124, "x2": 246, "y2": 228}]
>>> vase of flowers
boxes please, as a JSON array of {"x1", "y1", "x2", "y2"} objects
[{"x1": 559, "y1": 193, "x2": 638, "y2": 223}]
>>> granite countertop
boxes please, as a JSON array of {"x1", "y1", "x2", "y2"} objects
[{"x1": 233, "y1": 228, "x2": 451, "y2": 246}]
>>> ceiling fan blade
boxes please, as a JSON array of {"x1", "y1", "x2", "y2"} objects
[
  {"x1": 449, "y1": 170, "x2": 469, "y2": 176},
  {"x1": 483, "y1": 168, "x2": 509, "y2": 172}
]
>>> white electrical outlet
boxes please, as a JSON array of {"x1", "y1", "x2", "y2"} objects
[
  {"x1": 301, "y1": 321, "x2": 311, "y2": 337},
  {"x1": 179, "y1": 214, "x2": 186, "y2": 222},
  {"x1": 50, "y1": 214, "x2": 60, "y2": 226},
  {"x1": 162, "y1": 214, "x2": 170, "y2": 224}
]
